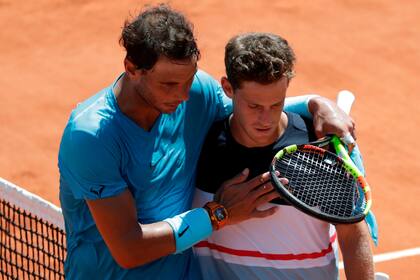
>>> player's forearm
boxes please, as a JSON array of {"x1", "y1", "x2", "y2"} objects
[
  {"x1": 336, "y1": 222, "x2": 374, "y2": 280},
  {"x1": 107, "y1": 221, "x2": 176, "y2": 269},
  {"x1": 86, "y1": 190, "x2": 178, "y2": 269},
  {"x1": 104, "y1": 207, "x2": 214, "y2": 269}
]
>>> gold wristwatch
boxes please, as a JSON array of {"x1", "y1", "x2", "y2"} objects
[{"x1": 204, "y1": 201, "x2": 228, "y2": 230}]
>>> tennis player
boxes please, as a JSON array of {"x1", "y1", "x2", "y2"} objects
[
  {"x1": 58, "y1": 5, "x2": 359, "y2": 280},
  {"x1": 193, "y1": 32, "x2": 374, "y2": 280}
]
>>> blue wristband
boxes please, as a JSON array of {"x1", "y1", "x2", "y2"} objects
[{"x1": 164, "y1": 208, "x2": 213, "y2": 254}]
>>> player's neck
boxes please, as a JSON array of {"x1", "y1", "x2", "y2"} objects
[
  {"x1": 114, "y1": 75, "x2": 160, "y2": 132},
  {"x1": 229, "y1": 112, "x2": 288, "y2": 148}
]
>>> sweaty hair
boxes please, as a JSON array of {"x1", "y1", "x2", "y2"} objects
[
  {"x1": 225, "y1": 32, "x2": 296, "y2": 89},
  {"x1": 120, "y1": 4, "x2": 200, "y2": 70}
]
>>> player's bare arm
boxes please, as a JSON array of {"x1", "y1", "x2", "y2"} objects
[
  {"x1": 336, "y1": 222, "x2": 374, "y2": 280},
  {"x1": 86, "y1": 171, "x2": 281, "y2": 269}
]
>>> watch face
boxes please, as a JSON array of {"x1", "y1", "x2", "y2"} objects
[{"x1": 214, "y1": 207, "x2": 226, "y2": 221}]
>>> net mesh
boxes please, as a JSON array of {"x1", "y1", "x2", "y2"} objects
[
  {"x1": 275, "y1": 149, "x2": 366, "y2": 218},
  {"x1": 0, "y1": 178, "x2": 66, "y2": 280}
]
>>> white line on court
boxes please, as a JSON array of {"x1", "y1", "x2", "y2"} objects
[{"x1": 339, "y1": 247, "x2": 420, "y2": 269}]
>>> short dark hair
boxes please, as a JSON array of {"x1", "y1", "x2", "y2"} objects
[
  {"x1": 225, "y1": 32, "x2": 296, "y2": 89},
  {"x1": 120, "y1": 4, "x2": 200, "y2": 70}
]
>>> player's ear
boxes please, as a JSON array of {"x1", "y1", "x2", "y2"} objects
[
  {"x1": 221, "y1": 77, "x2": 234, "y2": 99},
  {"x1": 124, "y1": 57, "x2": 145, "y2": 79},
  {"x1": 286, "y1": 77, "x2": 291, "y2": 87}
]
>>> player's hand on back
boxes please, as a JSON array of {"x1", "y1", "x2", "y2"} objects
[
  {"x1": 308, "y1": 96, "x2": 356, "y2": 139},
  {"x1": 214, "y1": 168, "x2": 288, "y2": 225}
]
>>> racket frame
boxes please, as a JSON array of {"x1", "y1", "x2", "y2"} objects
[{"x1": 270, "y1": 140, "x2": 371, "y2": 224}]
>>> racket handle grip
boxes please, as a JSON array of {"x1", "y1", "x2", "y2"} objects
[
  {"x1": 336, "y1": 90, "x2": 356, "y2": 152},
  {"x1": 337, "y1": 90, "x2": 355, "y2": 115}
]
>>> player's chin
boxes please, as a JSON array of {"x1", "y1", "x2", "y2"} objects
[
  {"x1": 251, "y1": 130, "x2": 276, "y2": 146},
  {"x1": 161, "y1": 103, "x2": 181, "y2": 114}
]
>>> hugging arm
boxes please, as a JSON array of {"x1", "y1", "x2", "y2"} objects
[
  {"x1": 87, "y1": 170, "x2": 281, "y2": 269},
  {"x1": 284, "y1": 95, "x2": 356, "y2": 139}
]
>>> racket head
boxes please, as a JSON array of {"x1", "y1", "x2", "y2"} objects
[{"x1": 270, "y1": 144, "x2": 371, "y2": 224}]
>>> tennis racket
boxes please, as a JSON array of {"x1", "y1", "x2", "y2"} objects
[{"x1": 270, "y1": 91, "x2": 372, "y2": 224}]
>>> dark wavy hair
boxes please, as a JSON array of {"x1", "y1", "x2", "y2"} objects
[
  {"x1": 120, "y1": 4, "x2": 200, "y2": 70},
  {"x1": 225, "y1": 32, "x2": 296, "y2": 89}
]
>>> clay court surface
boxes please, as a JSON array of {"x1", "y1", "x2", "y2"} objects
[{"x1": 1, "y1": 0, "x2": 419, "y2": 278}]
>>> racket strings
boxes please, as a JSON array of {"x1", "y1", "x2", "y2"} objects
[{"x1": 275, "y1": 150, "x2": 364, "y2": 218}]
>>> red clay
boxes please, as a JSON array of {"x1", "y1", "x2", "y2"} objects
[{"x1": 1, "y1": 1, "x2": 419, "y2": 278}]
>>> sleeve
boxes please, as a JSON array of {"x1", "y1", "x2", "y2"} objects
[
  {"x1": 193, "y1": 70, "x2": 232, "y2": 122},
  {"x1": 284, "y1": 94, "x2": 318, "y2": 119},
  {"x1": 58, "y1": 129, "x2": 127, "y2": 200}
]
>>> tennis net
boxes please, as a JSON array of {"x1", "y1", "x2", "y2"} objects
[{"x1": 0, "y1": 177, "x2": 66, "y2": 279}]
